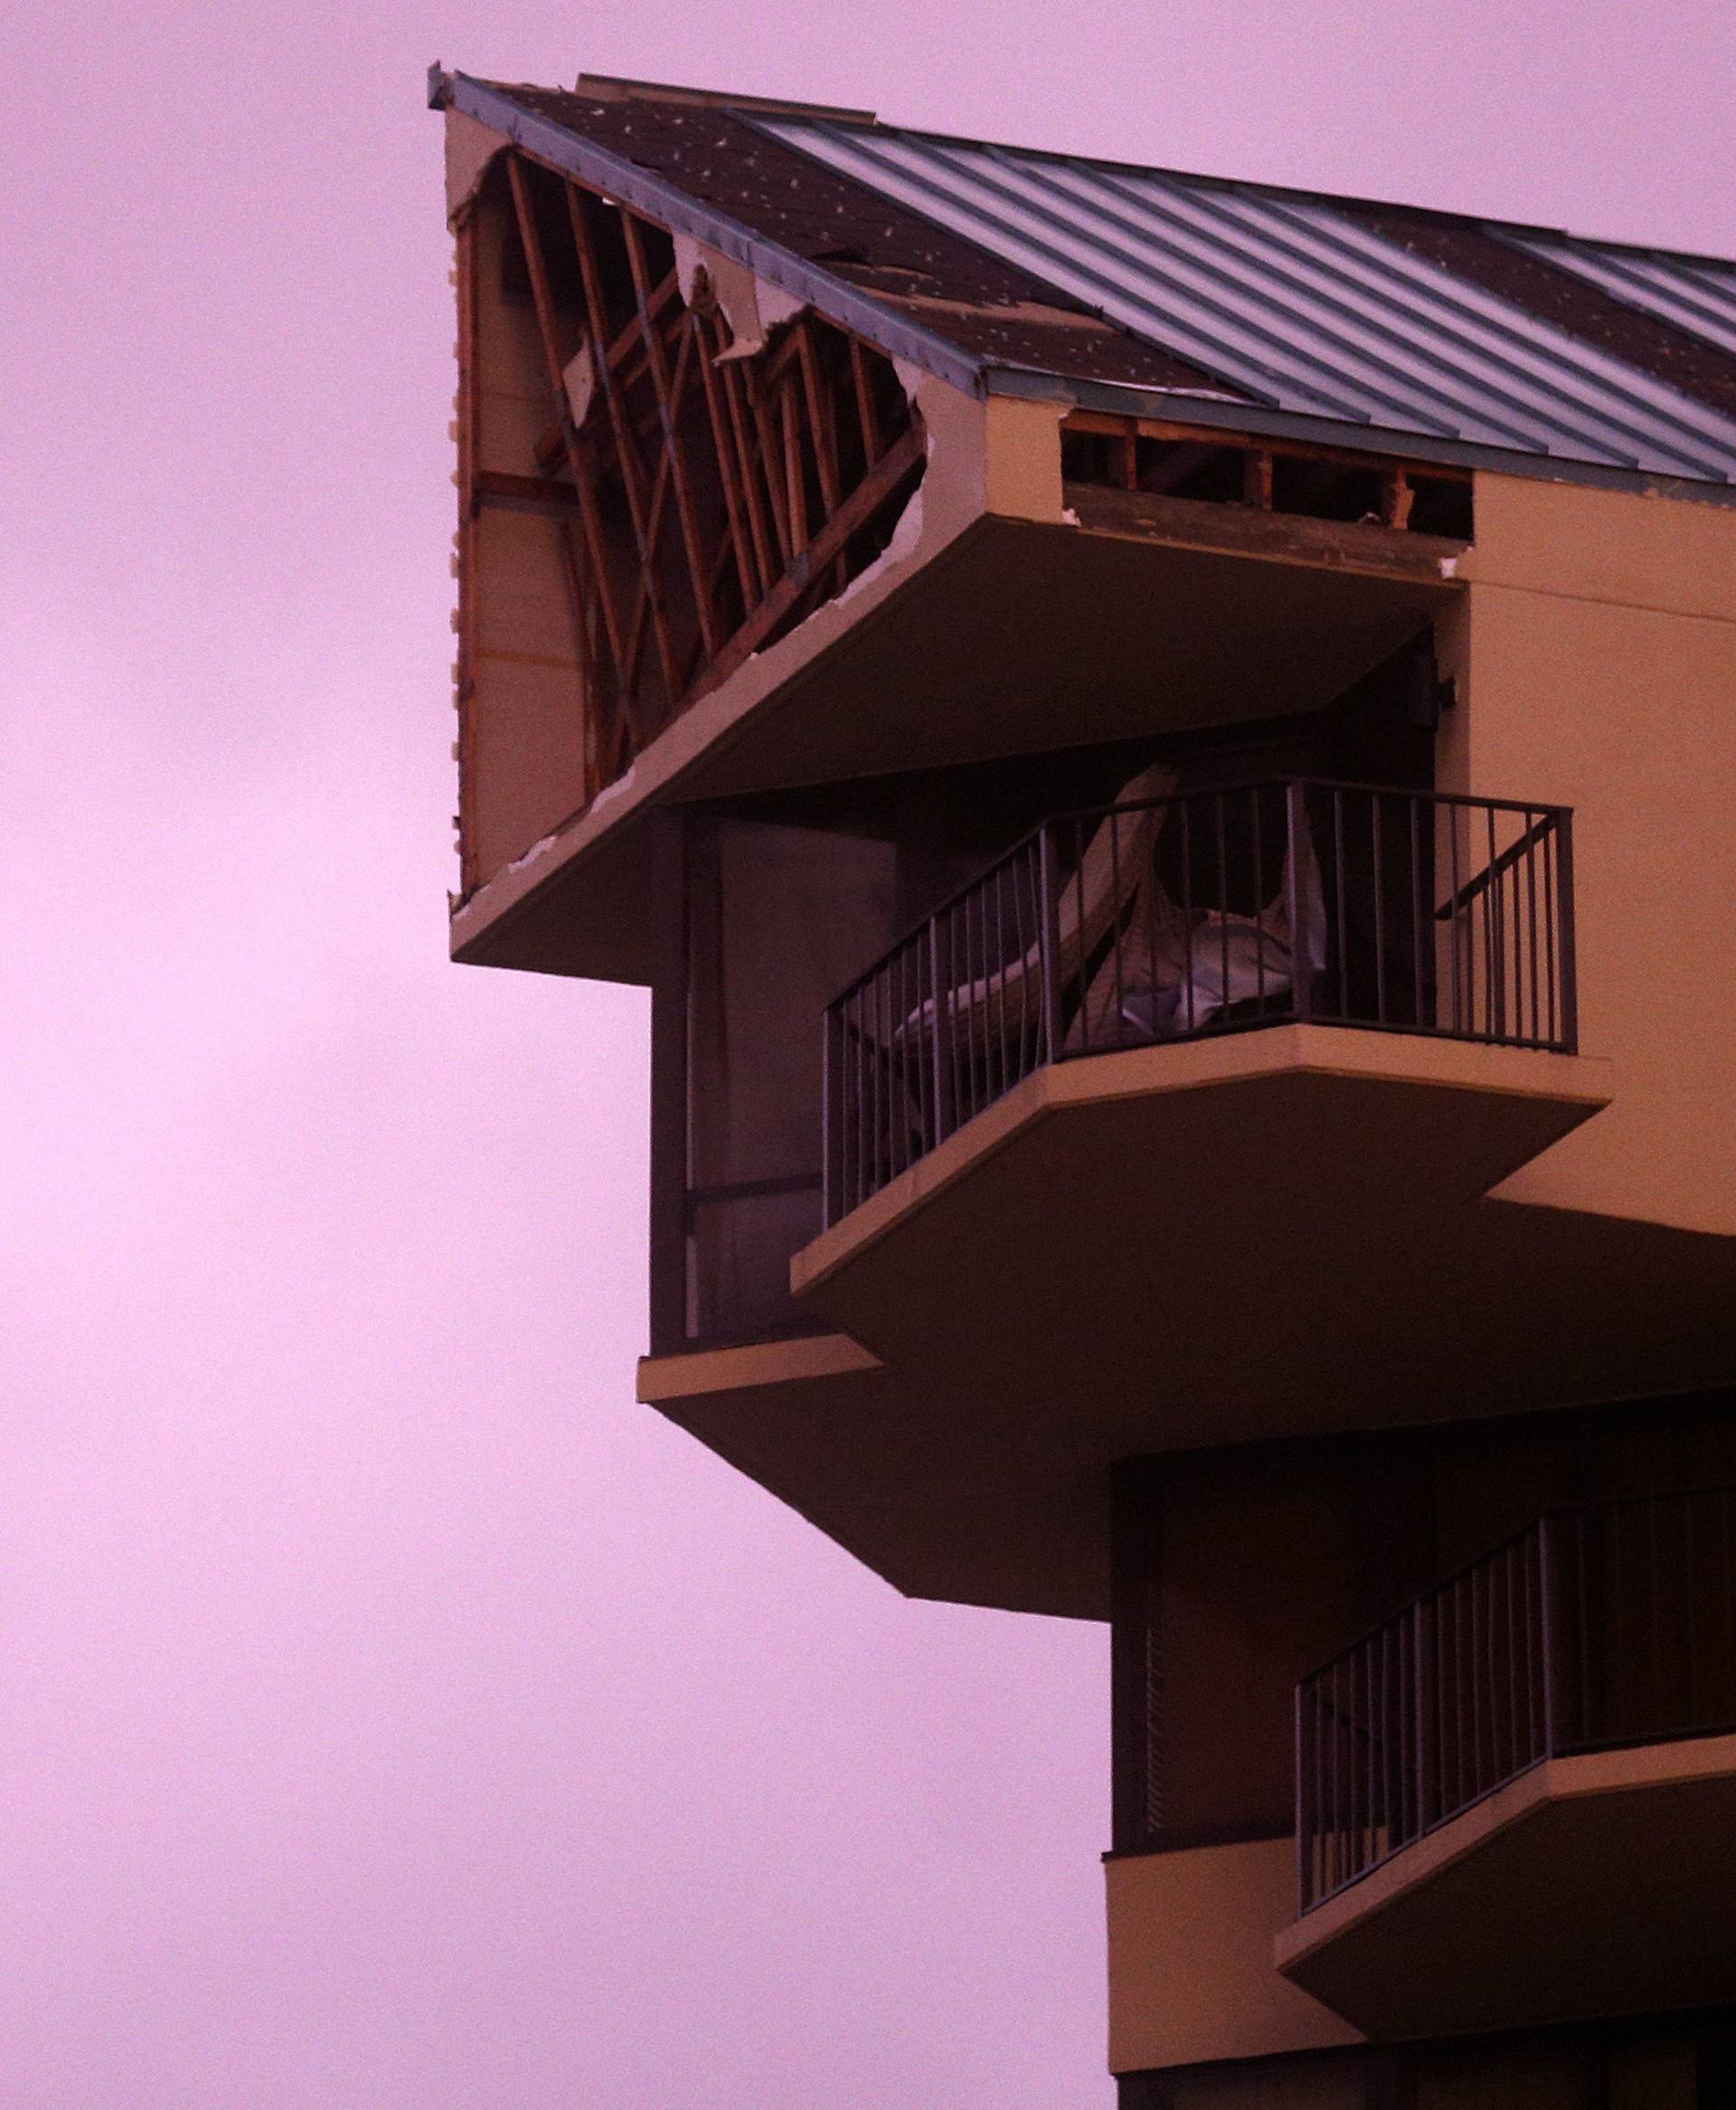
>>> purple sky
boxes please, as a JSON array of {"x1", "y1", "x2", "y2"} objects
[{"x1": 5, "y1": 5, "x2": 1732, "y2": 2105}]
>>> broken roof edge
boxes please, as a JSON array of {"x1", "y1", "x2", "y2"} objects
[
  {"x1": 428, "y1": 66, "x2": 986, "y2": 399},
  {"x1": 571, "y1": 71, "x2": 876, "y2": 125},
  {"x1": 986, "y1": 365, "x2": 1736, "y2": 506}
]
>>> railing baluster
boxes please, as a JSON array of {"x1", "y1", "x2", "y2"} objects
[
  {"x1": 1251, "y1": 788, "x2": 1268, "y2": 1015},
  {"x1": 1409, "y1": 794, "x2": 1424, "y2": 1032},
  {"x1": 1524, "y1": 812, "x2": 1541, "y2": 1046},
  {"x1": 1447, "y1": 807, "x2": 1465, "y2": 1036},
  {"x1": 1215, "y1": 793, "x2": 1231, "y2": 1034},
  {"x1": 1543, "y1": 820, "x2": 1559, "y2": 1049},
  {"x1": 1288, "y1": 784, "x2": 1312, "y2": 1022},
  {"x1": 823, "y1": 781, "x2": 1575, "y2": 1215},
  {"x1": 1557, "y1": 809, "x2": 1578, "y2": 1052},
  {"x1": 1372, "y1": 794, "x2": 1387, "y2": 1024},
  {"x1": 1332, "y1": 789, "x2": 1348, "y2": 1020},
  {"x1": 1037, "y1": 824, "x2": 1061, "y2": 1065},
  {"x1": 1180, "y1": 797, "x2": 1195, "y2": 1034}
]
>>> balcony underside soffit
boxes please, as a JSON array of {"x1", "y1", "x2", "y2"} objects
[
  {"x1": 457, "y1": 513, "x2": 1456, "y2": 983},
  {"x1": 1275, "y1": 1735, "x2": 1736, "y2": 2039},
  {"x1": 646, "y1": 1029, "x2": 1736, "y2": 1619}
]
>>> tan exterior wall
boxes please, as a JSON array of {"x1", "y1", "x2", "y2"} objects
[
  {"x1": 984, "y1": 394, "x2": 1064, "y2": 523},
  {"x1": 1448, "y1": 474, "x2": 1736, "y2": 1238},
  {"x1": 1106, "y1": 1839, "x2": 1363, "y2": 2075}
]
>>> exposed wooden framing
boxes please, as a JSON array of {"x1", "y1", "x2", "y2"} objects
[
  {"x1": 1244, "y1": 447, "x2": 1274, "y2": 511},
  {"x1": 691, "y1": 310, "x2": 760, "y2": 606},
  {"x1": 620, "y1": 211, "x2": 722, "y2": 660},
  {"x1": 740, "y1": 365, "x2": 790, "y2": 564},
  {"x1": 699, "y1": 418, "x2": 925, "y2": 700},
  {"x1": 472, "y1": 467, "x2": 584, "y2": 515},
  {"x1": 705, "y1": 527, "x2": 737, "y2": 593},
  {"x1": 1062, "y1": 480, "x2": 1467, "y2": 584},
  {"x1": 605, "y1": 268, "x2": 681, "y2": 377},
  {"x1": 552, "y1": 520, "x2": 604, "y2": 803},
  {"x1": 564, "y1": 183, "x2": 684, "y2": 705},
  {"x1": 797, "y1": 325, "x2": 843, "y2": 515},
  {"x1": 621, "y1": 324, "x2": 696, "y2": 692},
  {"x1": 1063, "y1": 407, "x2": 1472, "y2": 495},
  {"x1": 797, "y1": 322, "x2": 848, "y2": 591},
  {"x1": 505, "y1": 155, "x2": 629, "y2": 688},
  {"x1": 716, "y1": 337, "x2": 779, "y2": 589},
  {"x1": 465, "y1": 151, "x2": 925, "y2": 843},
  {"x1": 849, "y1": 336, "x2": 884, "y2": 466},
  {"x1": 781, "y1": 379, "x2": 808, "y2": 554},
  {"x1": 758, "y1": 325, "x2": 809, "y2": 390},
  {"x1": 1141, "y1": 440, "x2": 1222, "y2": 497}
]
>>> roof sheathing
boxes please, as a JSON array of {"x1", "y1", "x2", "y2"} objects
[{"x1": 436, "y1": 71, "x2": 1238, "y2": 400}]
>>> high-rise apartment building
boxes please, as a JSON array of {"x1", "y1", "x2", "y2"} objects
[{"x1": 429, "y1": 64, "x2": 1736, "y2": 2105}]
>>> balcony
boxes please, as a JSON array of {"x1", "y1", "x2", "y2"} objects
[
  {"x1": 648, "y1": 780, "x2": 1622, "y2": 1617},
  {"x1": 791, "y1": 782, "x2": 1606, "y2": 1446},
  {"x1": 820, "y1": 777, "x2": 1578, "y2": 1226},
  {"x1": 1278, "y1": 1486, "x2": 1736, "y2": 2037}
]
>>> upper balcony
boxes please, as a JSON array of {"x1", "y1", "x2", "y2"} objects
[
  {"x1": 1278, "y1": 1484, "x2": 1736, "y2": 2038},
  {"x1": 818, "y1": 774, "x2": 1578, "y2": 1227},
  {"x1": 644, "y1": 777, "x2": 1637, "y2": 1616},
  {"x1": 792, "y1": 777, "x2": 1606, "y2": 1428}
]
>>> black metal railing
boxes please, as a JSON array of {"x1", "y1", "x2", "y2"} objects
[
  {"x1": 1296, "y1": 1484, "x2": 1736, "y2": 1913},
  {"x1": 823, "y1": 779, "x2": 1576, "y2": 1224}
]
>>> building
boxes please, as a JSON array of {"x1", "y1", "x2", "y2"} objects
[{"x1": 428, "y1": 63, "x2": 1736, "y2": 2106}]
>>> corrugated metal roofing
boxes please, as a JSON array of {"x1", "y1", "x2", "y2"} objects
[
  {"x1": 1501, "y1": 232, "x2": 1736, "y2": 364},
  {"x1": 754, "y1": 116, "x2": 1736, "y2": 486}
]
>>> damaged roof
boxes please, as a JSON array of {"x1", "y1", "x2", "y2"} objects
[{"x1": 431, "y1": 67, "x2": 1736, "y2": 492}]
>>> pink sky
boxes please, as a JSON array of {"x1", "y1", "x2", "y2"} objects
[{"x1": 4, "y1": 3, "x2": 1732, "y2": 2104}]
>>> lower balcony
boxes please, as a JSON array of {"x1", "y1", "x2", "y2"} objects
[{"x1": 1277, "y1": 1484, "x2": 1736, "y2": 2037}]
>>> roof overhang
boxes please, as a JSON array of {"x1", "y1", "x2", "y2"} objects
[{"x1": 449, "y1": 492, "x2": 1461, "y2": 984}]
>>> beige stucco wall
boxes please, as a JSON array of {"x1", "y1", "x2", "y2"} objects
[
  {"x1": 1446, "y1": 473, "x2": 1736, "y2": 1238},
  {"x1": 984, "y1": 394, "x2": 1065, "y2": 523},
  {"x1": 1106, "y1": 1839, "x2": 1363, "y2": 2075}
]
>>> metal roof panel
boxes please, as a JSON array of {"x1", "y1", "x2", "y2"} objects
[
  {"x1": 756, "y1": 116, "x2": 1736, "y2": 485},
  {"x1": 1502, "y1": 234, "x2": 1736, "y2": 364}
]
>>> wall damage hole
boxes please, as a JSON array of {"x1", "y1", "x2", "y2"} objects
[
  {"x1": 1061, "y1": 416, "x2": 1475, "y2": 540},
  {"x1": 469, "y1": 151, "x2": 925, "y2": 819}
]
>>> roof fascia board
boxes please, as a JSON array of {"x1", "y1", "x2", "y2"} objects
[
  {"x1": 991, "y1": 365, "x2": 1736, "y2": 507},
  {"x1": 432, "y1": 69, "x2": 986, "y2": 398}
]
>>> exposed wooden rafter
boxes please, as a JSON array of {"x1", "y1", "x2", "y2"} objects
[{"x1": 487, "y1": 151, "x2": 925, "y2": 811}]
